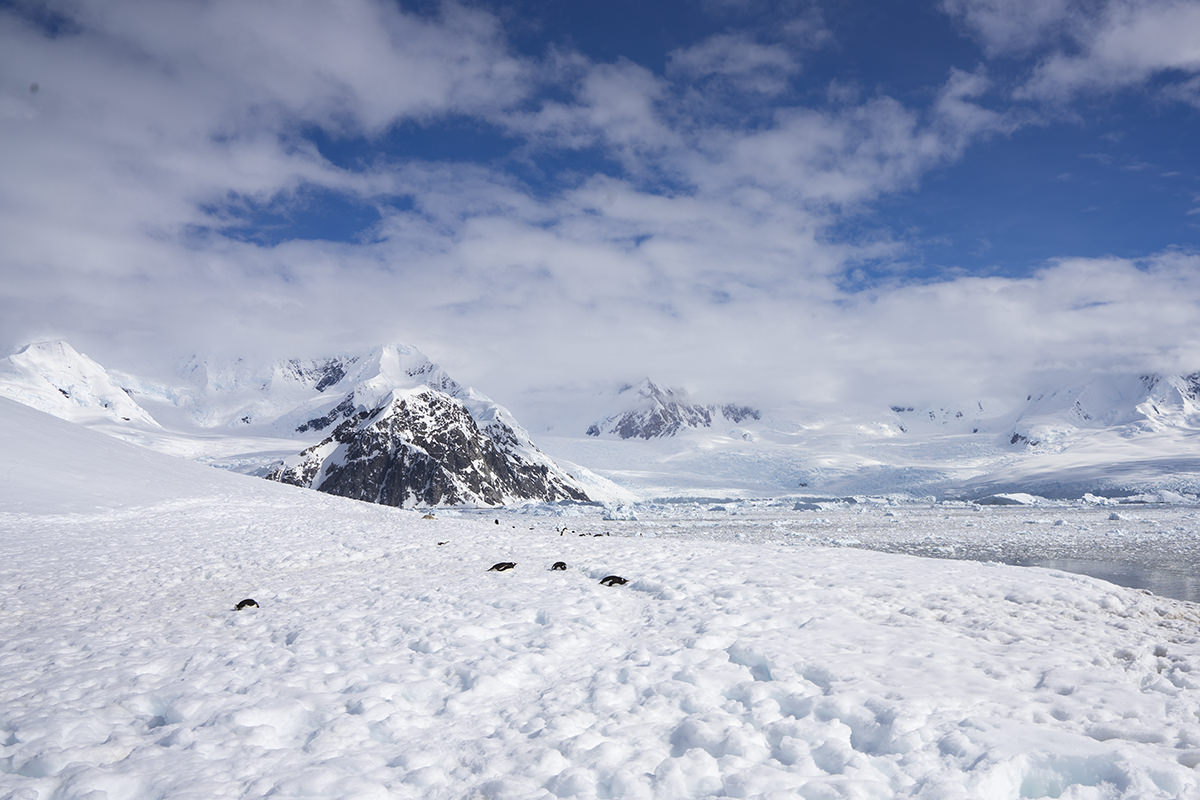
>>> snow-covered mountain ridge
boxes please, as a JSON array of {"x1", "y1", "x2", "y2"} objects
[
  {"x1": 548, "y1": 369, "x2": 1200, "y2": 500},
  {"x1": 0, "y1": 341, "x2": 159, "y2": 427},
  {"x1": 586, "y1": 379, "x2": 760, "y2": 439},
  {"x1": 272, "y1": 386, "x2": 589, "y2": 506},
  {"x1": 1006, "y1": 372, "x2": 1200, "y2": 448},
  {"x1": 0, "y1": 341, "x2": 600, "y2": 508},
  {"x1": 6, "y1": 340, "x2": 1200, "y2": 501}
]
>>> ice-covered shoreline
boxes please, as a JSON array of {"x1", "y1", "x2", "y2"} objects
[{"x1": 554, "y1": 498, "x2": 1200, "y2": 603}]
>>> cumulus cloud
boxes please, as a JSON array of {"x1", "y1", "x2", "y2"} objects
[
  {"x1": 678, "y1": 69, "x2": 1012, "y2": 215},
  {"x1": 1019, "y1": 1, "x2": 1200, "y2": 101},
  {"x1": 500, "y1": 57, "x2": 679, "y2": 168}
]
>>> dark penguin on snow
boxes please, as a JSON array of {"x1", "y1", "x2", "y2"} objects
[
  {"x1": 550, "y1": 561, "x2": 567, "y2": 571},
  {"x1": 235, "y1": 598, "x2": 259, "y2": 610},
  {"x1": 488, "y1": 562, "x2": 517, "y2": 572},
  {"x1": 599, "y1": 575, "x2": 628, "y2": 586}
]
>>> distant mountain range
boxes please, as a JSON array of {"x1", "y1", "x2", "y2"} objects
[
  {"x1": 883, "y1": 372, "x2": 1200, "y2": 448},
  {"x1": 586, "y1": 379, "x2": 760, "y2": 439},
  {"x1": 6, "y1": 341, "x2": 1200, "y2": 502}
]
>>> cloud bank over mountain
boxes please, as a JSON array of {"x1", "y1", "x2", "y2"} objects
[{"x1": 2, "y1": 0, "x2": 1198, "y2": 423}]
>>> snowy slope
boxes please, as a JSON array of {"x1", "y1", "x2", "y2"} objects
[
  {"x1": 0, "y1": 396, "x2": 244, "y2": 513},
  {"x1": 0, "y1": 341, "x2": 158, "y2": 428},
  {"x1": 6, "y1": 396, "x2": 1200, "y2": 798}
]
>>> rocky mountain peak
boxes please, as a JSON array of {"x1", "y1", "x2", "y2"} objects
[
  {"x1": 587, "y1": 379, "x2": 760, "y2": 439},
  {"x1": 273, "y1": 387, "x2": 590, "y2": 507}
]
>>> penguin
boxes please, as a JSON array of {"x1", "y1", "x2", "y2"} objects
[
  {"x1": 487, "y1": 562, "x2": 517, "y2": 572},
  {"x1": 551, "y1": 561, "x2": 567, "y2": 571},
  {"x1": 599, "y1": 575, "x2": 628, "y2": 586},
  {"x1": 235, "y1": 598, "x2": 259, "y2": 610}
]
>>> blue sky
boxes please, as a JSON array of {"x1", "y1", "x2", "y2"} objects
[{"x1": 2, "y1": 0, "x2": 1199, "y2": 415}]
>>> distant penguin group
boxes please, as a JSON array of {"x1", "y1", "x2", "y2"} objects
[{"x1": 486, "y1": 560, "x2": 628, "y2": 586}]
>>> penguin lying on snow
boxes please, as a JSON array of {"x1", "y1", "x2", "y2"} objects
[
  {"x1": 599, "y1": 575, "x2": 628, "y2": 586},
  {"x1": 488, "y1": 562, "x2": 517, "y2": 572},
  {"x1": 235, "y1": 598, "x2": 259, "y2": 610},
  {"x1": 550, "y1": 561, "x2": 568, "y2": 571}
]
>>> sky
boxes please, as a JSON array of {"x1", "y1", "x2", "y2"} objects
[{"x1": 1, "y1": 0, "x2": 1199, "y2": 422}]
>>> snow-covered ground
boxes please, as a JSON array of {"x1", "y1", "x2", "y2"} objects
[{"x1": 5, "y1": 397, "x2": 1200, "y2": 799}]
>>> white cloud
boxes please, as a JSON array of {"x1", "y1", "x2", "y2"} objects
[
  {"x1": 500, "y1": 57, "x2": 680, "y2": 171},
  {"x1": 1020, "y1": 1, "x2": 1200, "y2": 100},
  {"x1": 678, "y1": 70, "x2": 1011, "y2": 214},
  {"x1": 944, "y1": 0, "x2": 1200, "y2": 103},
  {"x1": 2, "y1": 0, "x2": 1197, "y2": 425}
]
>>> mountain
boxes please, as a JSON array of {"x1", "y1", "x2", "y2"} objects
[
  {"x1": 117, "y1": 344, "x2": 465, "y2": 435},
  {"x1": 159, "y1": 344, "x2": 595, "y2": 505},
  {"x1": 8, "y1": 342, "x2": 1200, "y2": 502},
  {"x1": 1, "y1": 341, "x2": 594, "y2": 508},
  {"x1": 0, "y1": 341, "x2": 159, "y2": 427},
  {"x1": 271, "y1": 386, "x2": 590, "y2": 506},
  {"x1": 1006, "y1": 373, "x2": 1200, "y2": 449},
  {"x1": 586, "y1": 379, "x2": 760, "y2": 439}
]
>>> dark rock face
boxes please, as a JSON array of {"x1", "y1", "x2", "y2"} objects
[
  {"x1": 284, "y1": 357, "x2": 357, "y2": 393},
  {"x1": 273, "y1": 389, "x2": 589, "y2": 507},
  {"x1": 314, "y1": 363, "x2": 347, "y2": 392},
  {"x1": 296, "y1": 395, "x2": 358, "y2": 434},
  {"x1": 720, "y1": 404, "x2": 761, "y2": 424},
  {"x1": 610, "y1": 401, "x2": 713, "y2": 439}
]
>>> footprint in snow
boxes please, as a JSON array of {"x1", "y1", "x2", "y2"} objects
[{"x1": 488, "y1": 562, "x2": 517, "y2": 572}]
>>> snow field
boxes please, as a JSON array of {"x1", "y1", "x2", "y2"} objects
[
  {"x1": 5, "y1": 489, "x2": 1200, "y2": 798},
  {"x1": 4, "y1": 400, "x2": 1200, "y2": 799}
]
